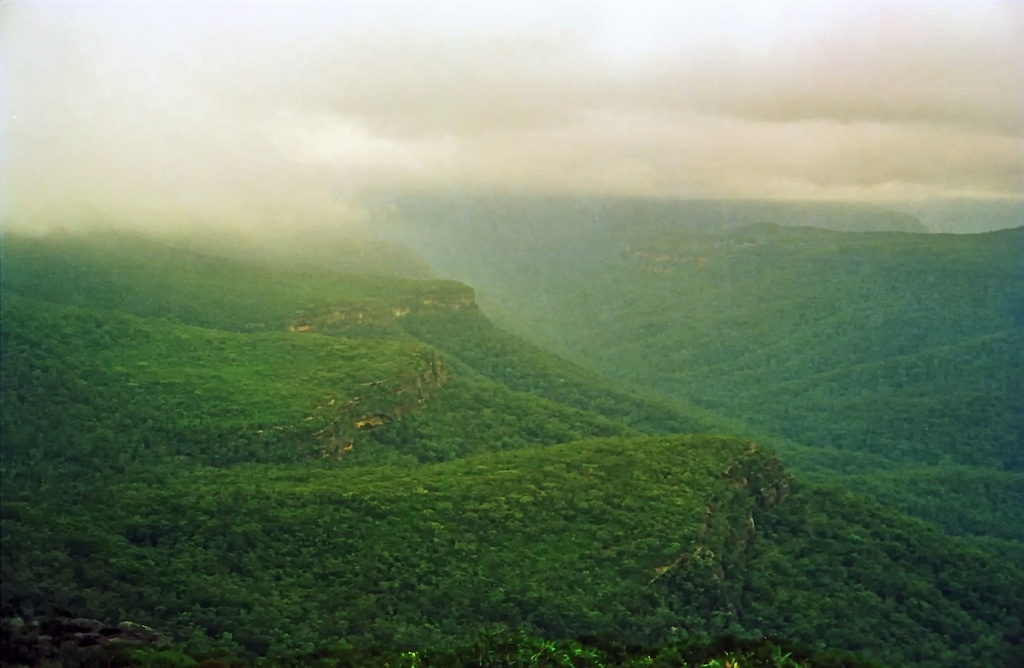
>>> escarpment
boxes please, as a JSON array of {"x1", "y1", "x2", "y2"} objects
[
  {"x1": 287, "y1": 286, "x2": 478, "y2": 336},
  {"x1": 653, "y1": 442, "x2": 791, "y2": 624},
  {"x1": 307, "y1": 350, "x2": 450, "y2": 458}
]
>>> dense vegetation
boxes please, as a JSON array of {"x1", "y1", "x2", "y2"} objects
[
  {"x1": 0, "y1": 231, "x2": 470, "y2": 336},
  {"x1": 383, "y1": 194, "x2": 1024, "y2": 540},
  {"x1": 2, "y1": 621, "x2": 889, "y2": 668},
  {"x1": 384, "y1": 196, "x2": 1022, "y2": 468},
  {"x1": 2, "y1": 227, "x2": 1022, "y2": 667},
  {"x1": 0, "y1": 232, "x2": 714, "y2": 440},
  {"x1": 3, "y1": 436, "x2": 774, "y2": 653}
]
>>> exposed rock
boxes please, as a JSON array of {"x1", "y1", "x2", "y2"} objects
[
  {"x1": 306, "y1": 353, "x2": 450, "y2": 459},
  {"x1": 287, "y1": 288, "x2": 476, "y2": 335},
  {"x1": 655, "y1": 443, "x2": 791, "y2": 625},
  {"x1": 1, "y1": 614, "x2": 169, "y2": 666}
]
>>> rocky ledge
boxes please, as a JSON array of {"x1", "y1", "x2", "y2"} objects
[{"x1": 1, "y1": 614, "x2": 168, "y2": 667}]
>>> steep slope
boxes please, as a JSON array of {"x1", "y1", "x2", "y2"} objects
[
  {"x1": 382, "y1": 199, "x2": 1023, "y2": 472},
  {"x1": 0, "y1": 294, "x2": 642, "y2": 490},
  {"x1": 740, "y1": 481, "x2": 1024, "y2": 668},
  {"x1": 1, "y1": 436, "x2": 783, "y2": 654},
  {"x1": 825, "y1": 466, "x2": 1024, "y2": 544},
  {"x1": 3, "y1": 229, "x2": 1024, "y2": 667},
  {"x1": 3, "y1": 436, "x2": 1021, "y2": 667},
  {"x1": 0, "y1": 295, "x2": 448, "y2": 473},
  {"x1": 376, "y1": 195, "x2": 931, "y2": 317},
  {"x1": 0, "y1": 230, "x2": 719, "y2": 437},
  {"x1": 619, "y1": 226, "x2": 1021, "y2": 470},
  {"x1": 0, "y1": 230, "x2": 470, "y2": 336}
]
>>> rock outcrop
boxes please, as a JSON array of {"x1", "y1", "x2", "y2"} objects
[
  {"x1": 654, "y1": 443, "x2": 791, "y2": 624},
  {"x1": 310, "y1": 352, "x2": 450, "y2": 458},
  {"x1": 287, "y1": 287, "x2": 477, "y2": 335},
  {"x1": 0, "y1": 614, "x2": 168, "y2": 667}
]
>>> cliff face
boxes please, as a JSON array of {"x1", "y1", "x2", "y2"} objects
[
  {"x1": 656, "y1": 443, "x2": 791, "y2": 624},
  {"x1": 281, "y1": 289, "x2": 472, "y2": 457},
  {"x1": 710, "y1": 444, "x2": 790, "y2": 587},
  {"x1": 308, "y1": 350, "x2": 450, "y2": 458},
  {"x1": 287, "y1": 287, "x2": 477, "y2": 335}
]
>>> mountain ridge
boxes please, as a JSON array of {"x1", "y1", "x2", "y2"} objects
[{"x1": 2, "y1": 228, "x2": 1023, "y2": 667}]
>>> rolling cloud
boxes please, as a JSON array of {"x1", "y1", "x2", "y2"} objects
[{"x1": 1, "y1": 0, "x2": 1021, "y2": 234}]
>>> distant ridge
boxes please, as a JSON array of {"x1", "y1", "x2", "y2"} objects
[
  {"x1": 892, "y1": 197, "x2": 1024, "y2": 233},
  {"x1": 381, "y1": 194, "x2": 931, "y2": 239},
  {"x1": 597, "y1": 198, "x2": 930, "y2": 234}
]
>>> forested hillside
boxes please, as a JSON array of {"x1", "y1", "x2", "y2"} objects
[
  {"x1": 2, "y1": 230, "x2": 1023, "y2": 667},
  {"x1": 0, "y1": 232, "x2": 717, "y2": 439},
  {"x1": 383, "y1": 196, "x2": 1022, "y2": 469},
  {"x1": 382, "y1": 195, "x2": 1024, "y2": 546}
]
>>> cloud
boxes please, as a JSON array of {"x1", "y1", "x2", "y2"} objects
[
  {"x1": 0, "y1": 1, "x2": 372, "y2": 235},
  {"x1": 668, "y1": 3, "x2": 1024, "y2": 136},
  {"x1": 1, "y1": 0, "x2": 1020, "y2": 236}
]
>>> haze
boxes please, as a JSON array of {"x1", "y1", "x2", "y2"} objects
[{"x1": 1, "y1": 0, "x2": 1022, "y2": 236}]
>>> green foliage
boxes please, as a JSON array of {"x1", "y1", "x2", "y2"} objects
[
  {"x1": 0, "y1": 231, "x2": 469, "y2": 336},
  {"x1": 0, "y1": 293, "x2": 650, "y2": 487},
  {"x1": 3, "y1": 434, "x2": 1022, "y2": 666},
  {"x1": 0, "y1": 229, "x2": 718, "y2": 443},
  {"x1": 0, "y1": 294, "x2": 438, "y2": 480},
  {"x1": 835, "y1": 465, "x2": 1024, "y2": 543},
  {"x1": 740, "y1": 482, "x2": 1024, "y2": 668},
  {"x1": 0, "y1": 622, "x2": 887, "y2": 667},
  {"x1": 3, "y1": 435, "x2": 770, "y2": 653},
  {"x1": 397, "y1": 307, "x2": 725, "y2": 436},
  {"x1": 385, "y1": 197, "x2": 1024, "y2": 562},
  {"x1": 3, "y1": 228, "x2": 1023, "y2": 668},
  {"x1": 389, "y1": 198, "x2": 1023, "y2": 473},
  {"x1": 362, "y1": 373, "x2": 635, "y2": 463}
]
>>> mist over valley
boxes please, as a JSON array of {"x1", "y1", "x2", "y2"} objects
[{"x1": 2, "y1": 2, "x2": 1023, "y2": 667}]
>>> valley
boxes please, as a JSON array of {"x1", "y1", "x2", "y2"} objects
[{"x1": 1, "y1": 216, "x2": 1022, "y2": 667}]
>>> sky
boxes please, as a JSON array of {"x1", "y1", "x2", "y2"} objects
[{"x1": 1, "y1": 0, "x2": 1022, "y2": 234}]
